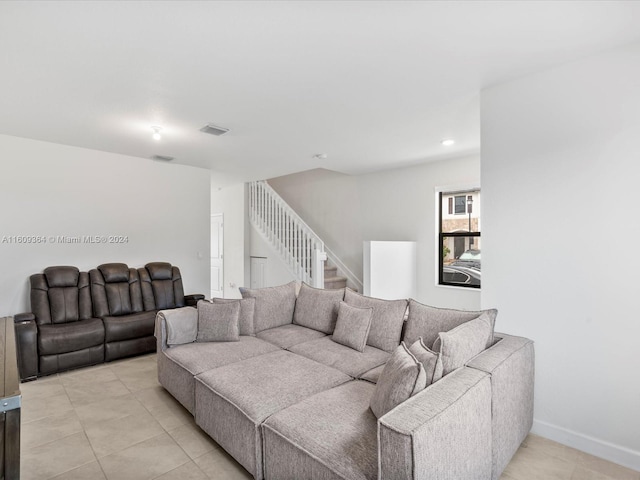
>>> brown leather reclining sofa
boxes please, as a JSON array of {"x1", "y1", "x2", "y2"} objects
[{"x1": 13, "y1": 261, "x2": 202, "y2": 381}]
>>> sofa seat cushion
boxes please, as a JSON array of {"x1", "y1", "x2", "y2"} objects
[
  {"x1": 263, "y1": 380, "x2": 378, "y2": 480},
  {"x1": 256, "y1": 324, "x2": 327, "y2": 349},
  {"x1": 359, "y1": 364, "x2": 385, "y2": 384},
  {"x1": 289, "y1": 336, "x2": 390, "y2": 378},
  {"x1": 38, "y1": 318, "x2": 104, "y2": 355},
  {"x1": 194, "y1": 350, "x2": 351, "y2": 479},
  {"x1": 103, "y1": 310, "x2": 157, "y2": 343},
  {"x1": 158, "y1": 336, "x2": 279, "y2": 414},
  {"x1": 163, "y1": 335, "x2": 278, "y2": 377}
]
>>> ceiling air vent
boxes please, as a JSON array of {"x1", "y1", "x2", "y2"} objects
[
  {"x1": 200, "y1": 123, "x2": 229, "y2": 136},
  {"x1": 151, "y1": 155, "x2": 175, "y2": 162}
]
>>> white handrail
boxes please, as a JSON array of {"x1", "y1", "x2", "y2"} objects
[{"x1": 249, "y1": 181, "x2": 326, "y2": 287}]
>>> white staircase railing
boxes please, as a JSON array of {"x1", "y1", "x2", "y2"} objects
[{"x1": 249, "y1": 181, "x2": 326, "y2": 288}]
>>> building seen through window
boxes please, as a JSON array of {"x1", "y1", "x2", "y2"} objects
[{"x1": 439, "y1": 189, "x2": 481, "y2": 288}]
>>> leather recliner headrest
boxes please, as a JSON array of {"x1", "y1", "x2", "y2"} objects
[
  {"x1": 146, "y1": 262, "x2": 173, "y2": 280},
  {"x1": 44, "y1": 266, "x2": 80, "y2": 288},
  {"x1": 98, "y1": 263, "x2": 130, "y2": 283}
]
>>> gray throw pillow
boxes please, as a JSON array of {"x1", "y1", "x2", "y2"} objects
[
  {"x1": 408, "y1": 337, "x2": 443, "y2": 385},
  {"x1": 404, "y1": 299, "x2": 497, "y2": 348},
  {"x1": 239, "y1": 281, "x2": 297, "y2": 333},
  {"x1": 159, "y1": 307, "x2": 198, "y2": 347},
  {"x1": 370, "y1": 343, "x2": 427, "y2": 419},
  {"x1": 344, "y1": 289, "x2": 408, "y2": 353},
  {"x1": 433, "y1": 311, "x2": 493, "y2": 375},
  {"x1": 331, "y1": 301, "x2": 373, "y2": 352},
  {"x1": 212, "y1": 297, "x2": 256, "y2": 336},
  {"x1": 196, "y1": 300, "x2": 240, "y2": 342},
  {"x1": 293, "y1": 282, "x2": 345, "y2": 334}
]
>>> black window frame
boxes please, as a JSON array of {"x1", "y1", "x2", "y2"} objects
[{"x1": 438, "y1": 190, "x2": 481, "y2": 289}]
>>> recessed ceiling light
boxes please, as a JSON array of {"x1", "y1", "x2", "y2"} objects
[
  {"x1": 441, "y1": 139, "x2": 455, "y2": 146},
  {"x1": 151, "y1": 126, "x2": 162, "y2": 141},
  {"x1": 151, "y1": 154, "x2": 174, "y2": 162},
  {"x1": 200, "y1": 123, "x2": 229, "y2": 136},
  {"x1": 313, "y1": 153, "x2": 328, "y2": 160}
]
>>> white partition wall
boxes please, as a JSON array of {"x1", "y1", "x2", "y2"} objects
[{"x1": 363, "y1": 241, "x2": 416, "y2": 300}]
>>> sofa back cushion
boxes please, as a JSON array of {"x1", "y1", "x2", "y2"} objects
[
  {"x1": 196, "y1": 300, "x2": 240, "y2": 342},
  {"x1": 240, "y1": 281, "x2": 297, "y2": 333},
  {"x1": 293, "y1": 283, "x2": 344, "y2": 334},
  {"x1": 370, "y1": 343, "x2": 426, "y2": 418},
  {"x1": 404, "y1": 299, "x2": 497, "y2": 349},
  {"x1": 139, "y1": 262, "x2": 186, "y2": 311},
  {"x1": 432, "y1": 311, "x2": 494, "y2": 376},
  {"x1": 331, "y1": 302, "x2": 373, "y2": 352},
  {"x1": 30, "y1": 266, "x2": 93, "y2": 325},
  {"x1": 90, "y1": 263, "x2": 143, "y2": 317},
  {"x1": 212, "y1": 297, "x2": 256, "y2": 336},
  {"x1": 344, "y1": 289, "x2": 408, "y2": 353}
]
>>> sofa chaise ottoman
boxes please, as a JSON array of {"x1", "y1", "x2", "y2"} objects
[{"x1": 155, "y1": 281, "x2": 534, "y2": 480}]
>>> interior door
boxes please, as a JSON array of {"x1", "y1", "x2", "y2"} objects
[
  {"x1": 250, "y1": 257, "x2": 267, "y2": 289},
  {"x1": 210, "y1": 214, "x2": 224, "y2": 298}
]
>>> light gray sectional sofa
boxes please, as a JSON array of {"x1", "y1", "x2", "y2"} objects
[{"x1": 155, "y1": 281, "x2": 534, "y2": 480}]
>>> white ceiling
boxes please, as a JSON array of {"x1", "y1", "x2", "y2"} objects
[{"x1": 2, "y1": 1, "x2": 640, "y2": 184}]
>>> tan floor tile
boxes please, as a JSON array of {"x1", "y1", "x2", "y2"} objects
[
  {"x1": 74, "y1": 392, "x2": 148, "y2": 427},
  {"x1": 59, "y1": 364, "x2": 117, "y2": 386},
  {"x1": 118, "y1": 368, "x2": 161, "y2": 392},
  {"x1": 21, "y1": 391, "x2": 74, "y2": 424},
  {"x1": 64, "y1": 378, "x2": 131, "y2": 407},
  {"x1": 148, "y1": 401, "x2": 196, "y2": 431},
  {"x1": 134, "y1": 385, "x2": 184, "y2": 411},
  {"x1": 168, "y1": 423, "x2": 220, "y2": 460},
  {"x1": 21, "y1": 408, "x2": 83, "y2": 450},
  {"x1": 502, "y1": 444, "x2": 576, "y2": 480},
  {"x1": 85, "y1": 409, "x2": 164, "y2": 458},
  {"x1": 20, "y1": 432, "x2": 96, "y2": 480},
  {"x1": 573, "y1": 451, "x2": 640, "y2": 480},
  {"x1": 49, "y1": 460, "x2": 107, "y2": 480},
  {"x1": 193, "y1": 449, "x2": 252, "y2": 480},
  {"x1": 19, "y1": 376, "x2": 65, "y2": 399},
  {"x1": 153, "y1": 461, "x2": 209, "y2": 480},
  {"x1": 499, "y1": 474, "x2": 519, "y2": 480},
  {"x1": 571, "y1": 465, "x2": 621, "y2": 480},
  {"x1": 109, "y1": 353, "x2": 156, "y2": 371},
  {"x1": 99, "y1": 433, "x2": 190, "y2": 480}
]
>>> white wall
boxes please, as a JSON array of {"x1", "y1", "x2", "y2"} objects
[
  {"x1": 268, "y1": 156, "x2": 481, "y2": 310},
  {"x1": 481, "y1": 42, "x2": 640, "y2": 470},
  {"x1": 210, "y1": 182, "x2": 249, "y2": 298},
  {"x1": 0, "y1": 135, "x2": 210, "y2": 315}
]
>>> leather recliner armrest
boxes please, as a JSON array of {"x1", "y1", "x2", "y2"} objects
[
  {"x1": 13, "y1": 313, "x2": 38, "y2": 381},
  {"x1": 14, "y1": 312, "x2": 36, "y2": 323},
  {"x1": 184, "y1": 294, "x2": 205, "y2": 307}
]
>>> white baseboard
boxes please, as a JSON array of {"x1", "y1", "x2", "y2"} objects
[{"x1": 532, "y1": 419, "x2": 640, "y2": 472}]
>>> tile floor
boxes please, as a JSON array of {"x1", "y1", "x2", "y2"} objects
[{"x1": 18, "y1": 354, "x2": 639, "y2": 480}]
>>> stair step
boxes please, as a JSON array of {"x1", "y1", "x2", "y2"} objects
[
  {"x1": 324, "y1": 275, "x2": 347, "y2": 289},
  {"x1": 324, "y1": 266, "x2": 338, "y2": 276}
]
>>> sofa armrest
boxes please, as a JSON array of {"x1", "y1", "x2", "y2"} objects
[
  {"x1": 467, "y1": 333, "x2": 535, "y2": 480},
  {"x1": 184, "y1": 294, "x2": 205, "y2": 307},
  {"x1": 13, "y1": 313, "x2": 38, "y2": 381},
  {"x1": 154, "y1": 307, "x2": 198, "y2": 351},
  {"x1": 378, "y1": 367, "x2": 492, "y2": 480}
]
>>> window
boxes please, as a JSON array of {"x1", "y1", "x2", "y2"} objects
[{"x1": 439, "y1": 189, "x2": 481, "y2": 289}]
